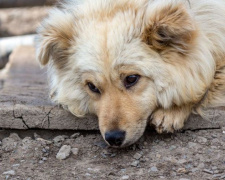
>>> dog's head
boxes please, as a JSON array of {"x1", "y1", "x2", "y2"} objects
[{"x1": 36, "y1": 0, "x2": 214, "y2": 147}]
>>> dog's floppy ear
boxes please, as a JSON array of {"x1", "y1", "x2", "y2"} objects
[
  {"x1": 143, "y1": 1, "x2": 197, "y2": 54},
  {"x1": 36, "y1": 10, "x2": 75, "y2": 67}
]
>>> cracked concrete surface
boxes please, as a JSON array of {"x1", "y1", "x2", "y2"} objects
[{"x1": 0, "y1": 46, "x2": 224, "y2": 130}]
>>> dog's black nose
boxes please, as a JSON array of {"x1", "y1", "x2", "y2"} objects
[{"x1": 105, "y1": 130, "x2": 126, "y2": 146}]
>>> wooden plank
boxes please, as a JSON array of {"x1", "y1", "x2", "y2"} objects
[{"x1": 0, "y1": 46, "x2": 224, "y2": 130}]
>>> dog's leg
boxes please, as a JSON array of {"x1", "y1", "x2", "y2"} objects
[{"x1": 151, "y1": 105, "x2": 192, "y2": 133}]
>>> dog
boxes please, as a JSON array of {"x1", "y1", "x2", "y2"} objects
[{"x1": 36, "y1": 0, "x2": 225, "y2": 147}]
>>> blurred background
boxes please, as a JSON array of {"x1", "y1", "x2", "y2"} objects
[{"x1": 0, "y1": 0, "x2": 58, "y2": 69}]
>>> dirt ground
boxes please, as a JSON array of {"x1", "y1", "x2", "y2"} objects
[{"x1": 0, "y1": 128, "x2": 225, "y2": 180}]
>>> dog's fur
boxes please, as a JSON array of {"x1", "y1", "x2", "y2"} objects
[{"x1": 36, "y1": 0, "x2": 225, "y2": 147}]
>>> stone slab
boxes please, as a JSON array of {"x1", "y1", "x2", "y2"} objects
[
  {"x1": 0, "y1": 46, "x2": 98, "y2": 130},
  {"x1": 0, "y1": 46, "x2": 224, "y2": 130}
]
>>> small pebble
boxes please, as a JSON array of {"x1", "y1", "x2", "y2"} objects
[
  {"x1": 177, "y1": 168, "x2": 186, "y2": 173},
  {"x1": 2, "y1": 137, "x2": 18, "y2": 152},
  {"x1": 101, "y1": 153, "x2": 107, "y2": 158},
  {"x1": 101, "y1": 149, "x2": 113, "y2": 157},
  {"x1": 110, "y1": 153, "x2": 117, "y2": 157},
  {"x1": 133, "y1": 152, "x2": 142, "y2": 160},
  {"x1": 220, "y1": 174, "x2": 225, "y2": 179},
  {"x1": 169, "y1": 145, "x2": 176, "y2": 150},
  {"x1": 62, "y1": 135, "x2": 69, "y2": 139},
  {"x1": 179, "y1": 178, "x2": 190, "y2": 180},
  {"x1": 42, "y1": 148, "x2": 47, "y2": 153},
  {"x1": 150, "y1": 166, "x2": 158, "y2": 172},
  {"x1": 191, "y1": 168, "x2": 198, "y2": 173},
  {"x1": 12, "y1": 164, "x2": 20, "y2": 167},
  {"x1": 178, "y1": 159, "x2": 187, "y2": 164},
  {"x1": 70, "y1": 133, "x2": 80, "y2": 139},
  {"x1": 56, "y1": 145, "x2": 71, "y2": 160},
  {"x1": 213, "y1": 174, "x2": 223, "y2": 178},
  {"x1": 214, "y1": 170, "x2": 219, "y2": 174},
  {"x1": 185, "y1": 164, "x2": 193, "y2": 169},
  {"x1": 121, "y1": 175, "x2": 129, "y2": 179},
  {"x1": 42, "y1": 157, "x2": 47, "y2": 161},
  {"x1": 36, "y1": 138, "x2": 52, "y2": 145},
  {"x1": 131, "y1": 160, "x2": 139, "y2": 167},
  {"x1": 9, "y1": 133, "x2": 21, "y2": 141},
  {"x1": 39, "y1": 160, "x2": 44, "y2": 164},
  {"x1": 197, "y1": 136, "x2": 207, "y2": 144},
  {"x1": 3, "y1": 170, "x2": 15, "y2": 175},
  {"x1": 71, "y1": 148, "x2": 79, "y2": 156},
  {"x1": 203, "y1": 169, "x2": 214, "y2": 174},
  {"x1": 188, "y1": 142, "x2": 197, "y2": 148},
  {"x1": 53, "y1": 136, "x2": 65, "y2": 147},
  {"x1": 171, "y1": 172, "x2": 177, "y2": 176},
  {"x1": 94, "y1": 141, "x2": 108, "y2": 148},
  {"x1": 198, "y1": 163, "x2": 205, "y2": 169},
  {"x1": 85, "y1": 173, "x2": 91, "y2": 176}
]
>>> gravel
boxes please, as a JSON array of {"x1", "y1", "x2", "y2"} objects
[
  {"x1": 56, "y1": 145, "x2": 71, "y2": 160},
  {"x1": 121, "y1": 175, "x2": 129, "y2": 179},
  {"x1": 53, "y1": 136, "x2": 65, "y2": 147},
  {"x1": 203, "y1": 169, "x2": 214, "y2": 174},
  {"x1": 70, "y1": 133, "x2": 80, "y2": 139},
  {"x1": 2, "y1": 170, "x2": 15, "y2": 175},
  {"x1": 133, "y1": 152, "x2": 142, "y2": 160},
  {"x1": 196, "y1": 136, "x2": 208, "y2": 144},
  {"x1": 71, "y1": 148, "x2": 79, "y2": 156},
  {"x1": 131, "y1": 160, "x2": 139, "y2": 167},
  {"x1": 0, "y1": 129, "x2": 224, "y2": 179},
  {"x1": 2, "y1": 137, "x2": 18, "y2": 152},
  {"x1": 150, "y1": 166, "x2": 158, "y2": 172}
]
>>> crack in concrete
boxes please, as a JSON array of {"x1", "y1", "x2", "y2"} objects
[
  {"x1": 184, "y1": 127, "x2": 221, "y2": 132},
  {"x1": 41, "y1": 107, "x2": 54, "y2": 128},
  {"x1": 12, "y1": 108, "x2": 30, "y2": 129}
]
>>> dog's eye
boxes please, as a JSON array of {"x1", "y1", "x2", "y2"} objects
[
  {"x1": 87, "y1": 82, "x2": 100, "y2": 94},
  {"x1": 124, "y1": 75, "x2": 140, "y2": 88}
]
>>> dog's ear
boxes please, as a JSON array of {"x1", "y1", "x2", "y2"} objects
[
  {"x1": 143, "y1": 1, "x2": 197, "y2": 54},
  {"x1": 36, "y1": 10, "x2": 75, "y2": 67}
]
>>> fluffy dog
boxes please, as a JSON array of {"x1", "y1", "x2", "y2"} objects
[{"x1": 36, "y1": 0, "x2": 225, "y2": 147}]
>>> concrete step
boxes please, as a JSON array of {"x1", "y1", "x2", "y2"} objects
[{"x1": 0, "y1": 46, "x2": 224, "y2": 130}]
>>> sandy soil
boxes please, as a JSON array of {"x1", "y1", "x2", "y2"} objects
[{"x1": 0, "y1": 128, "x2": 225, "y2": 180}]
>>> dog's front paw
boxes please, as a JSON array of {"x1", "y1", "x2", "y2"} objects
[{"x1": 151, "y1": 106, "x2": 191, "y2": 133}]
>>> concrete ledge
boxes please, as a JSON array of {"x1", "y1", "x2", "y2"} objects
[{"x1": 0, "y1": 46, "x2": 224, "y2": 130}]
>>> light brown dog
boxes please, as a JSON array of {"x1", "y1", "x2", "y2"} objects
[{"x1": 36, "y1": 0, "x2": 225, "y2": 147}]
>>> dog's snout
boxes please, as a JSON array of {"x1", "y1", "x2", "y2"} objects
[{"x1": 105, "y1": 130, "x2": 126, "y2": 146}]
